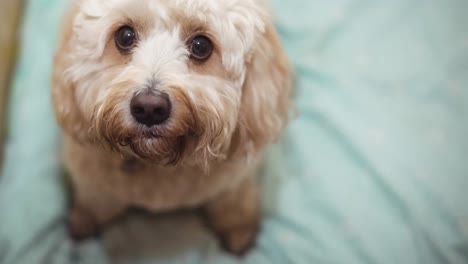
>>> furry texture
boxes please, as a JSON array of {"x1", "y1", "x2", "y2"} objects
[{"x1": 52, "y1": 0, "x2": 293, "y2": 255}]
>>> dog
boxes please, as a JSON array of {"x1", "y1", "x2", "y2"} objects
[{"x1": 52, "y1": 0, "x2": 293, "y2": 255}]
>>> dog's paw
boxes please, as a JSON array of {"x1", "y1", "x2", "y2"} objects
[
  {"x1": 67, "y1": 207, "x2": 98, "y2": 241},
  {"x1": 217, "y1": 224, "x2": 259, "y2": 256}
]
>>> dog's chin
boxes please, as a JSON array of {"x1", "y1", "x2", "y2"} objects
[
  {"x1": 104, "y1": 125, "x2": 189, "y2": 166},
  {"x1": 128, "y1": 136, "x2": 187, "y2": 166}
]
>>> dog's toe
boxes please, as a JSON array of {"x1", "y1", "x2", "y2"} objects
[
  {"x1": 67, "y1": 207, "x2": 98, "y2": 241},
  {"x1": 218, "y1": 224, "x2": 259, "y2": 256}
]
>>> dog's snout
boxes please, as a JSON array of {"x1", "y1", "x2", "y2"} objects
[{"x1": 130, "y1": 92, "x2": 172, "y2": 127}]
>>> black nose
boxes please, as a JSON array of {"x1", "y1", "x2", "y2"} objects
[{"x1": 130, "y1": 92, "x2": 172, "y2": 127}]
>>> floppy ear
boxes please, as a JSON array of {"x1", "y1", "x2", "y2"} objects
[
  {"x1": 52, "y1": 4, "x2": 90, "y2": 143},
  {"x1": 234, "y1": 21, "x2": 294, "y2": 157}
]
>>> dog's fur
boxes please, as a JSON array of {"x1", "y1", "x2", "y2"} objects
[{"x1": 52, "y1": 0, "x2": 293, "y2": 255}]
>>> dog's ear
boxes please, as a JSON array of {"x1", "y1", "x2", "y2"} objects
[
  {"x1": 233, "y1": 21, "x2": 294, "y2": 157},
  {"x1": 52, "y1": 4, "x2": 90, "y2": 143}
]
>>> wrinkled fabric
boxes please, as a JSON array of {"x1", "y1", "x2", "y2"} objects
[{"x1": 1, "y1": 0, "x2": 467, "y2": 263}]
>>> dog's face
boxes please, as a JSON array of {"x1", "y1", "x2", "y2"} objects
[{"x1": 53, "y1": 0, "x2": 292, "y2": 166}]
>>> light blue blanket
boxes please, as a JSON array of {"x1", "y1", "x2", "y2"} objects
[{"x1": 1, "y1": 0, "x2": 468, "y2": 263}]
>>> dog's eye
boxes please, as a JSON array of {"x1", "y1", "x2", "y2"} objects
[
  {"x1": 189, "y1": 35, "x2": 213, "y2": 62},
  {"x1": 115, "y1": 26, "x2": 137, "y2": 53}
]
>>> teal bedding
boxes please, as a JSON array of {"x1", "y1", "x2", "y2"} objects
[{"x1": 1, "y1": 0, "x2": 468, "y2": 263}]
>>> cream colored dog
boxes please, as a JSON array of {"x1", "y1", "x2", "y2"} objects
[{"x1": 52, "y1": 0, "x2": 293, "y2": 255}]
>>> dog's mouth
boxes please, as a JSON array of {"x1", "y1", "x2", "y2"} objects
[
  {"x1": 116, "y1": 126, "x2": 164, "y2": 146},
  {"x1": 113, "y1": 127, "x2": 188, "y2": 165},
  {"x1": 94, "y1": 106, "x2": 195, "y2": 164},
  {"x1": 140, "y1": 128, "x2": 164, "y2": 139}
]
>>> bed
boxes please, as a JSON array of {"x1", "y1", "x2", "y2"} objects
[
  {"x1": 0, "y1": 0, "x2": 22, "y2": 169},
  {"x1": 1, "y1": 0, "x2": 468, "y2": 263}
]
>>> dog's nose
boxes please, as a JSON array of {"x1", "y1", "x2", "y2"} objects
[{"x1": 130, "y1": 92, "x2": 172, "y2": 127}]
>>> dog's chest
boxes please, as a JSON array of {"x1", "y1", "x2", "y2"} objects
[
  {"x1": 114, "y1": 158, "x2": 241, "y2": 211},
  {"x1": 65, "y1": 138, "x2": 249, "y2": 213},
  {"x1": 120, "y1": 158, "x2": 145, "y2": 174}
]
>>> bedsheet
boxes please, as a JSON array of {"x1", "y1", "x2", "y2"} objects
[
  {"x1": 0, "y1": 0, "x2": 22, "y2": 167},
  {"x1": 1, "y1": 0, "x2": 468, "y2": 263}
]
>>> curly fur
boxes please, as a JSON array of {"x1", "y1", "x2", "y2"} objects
[{"x1": 52, "y1": 0, "x2": 293, "y2": 255}]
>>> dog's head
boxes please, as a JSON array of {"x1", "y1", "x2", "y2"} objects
[{"x1": 53, "y1": 0, "x2": 293, "y2": 166}]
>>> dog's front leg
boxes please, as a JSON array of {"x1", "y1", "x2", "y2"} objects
[
  {"x1": 67, "y1": 181, "x2": 128, "y2": 240},
  {"x1": 202, "y1": 176, "x2": 260, "y2": 256},
  {"x1": 63, "y1": 138, "x2": 130, "y2": 240}
]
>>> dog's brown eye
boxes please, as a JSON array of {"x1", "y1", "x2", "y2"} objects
[
  {"x1": 189, "y1": 35, "x2": 213, "y2": 62},
  {"x1": 115, "y1": 26, "x2": 137, "y2": 52}
]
